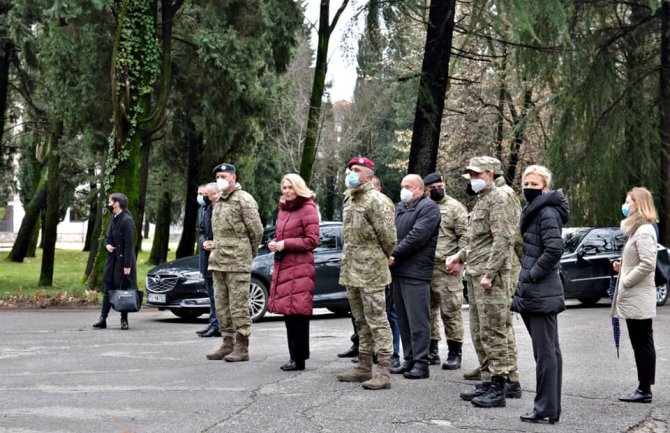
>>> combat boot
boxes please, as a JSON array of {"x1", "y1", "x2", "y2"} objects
[
  {"x1": 362, "y1": 355, "x2": 391, "y2": 390},
  {"x1": 92, "y1": 317, "x2": 107, "y2": 329},
  {"x1": 428, "y1": 339, "x2": 440, "y2": 365},
  {"x1": 505, "y1": 379, "x2": 522, "y2": 398},
  {"x1": 463, "y1": 366, "x2": 481, "y2": 380},
  {"x1": 460, "y1": 382, "x2": 490, "y2": 401},
  {"x1": 224, "y1": 333, "x2": 249, "y2": 362},
  {"x1": 442, "y1": 340, "x2": 462, "y2": 370},
  {"x1": 471, "y1": 375, "x2": 506, "y2": 408},
  {"x1": 206, "y1": 336, "x2": 234, "y2": 360},
  {"x1": 336, "y1": 353, "x2": 373, "y2": 382}
]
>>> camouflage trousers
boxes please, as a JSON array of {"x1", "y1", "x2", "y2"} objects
[
  {"x1": 346, "y1": 285, "x2": 393, "y2": 358},
  {"x1": 467, "y1": 272, "x2": 518, "y2": 381},
  {"x1": 430, "y1": 270, "x2": 464, "y2": 343},
  {"x1": 212, "y1": 271, "x2": 251, "y2": 338}
]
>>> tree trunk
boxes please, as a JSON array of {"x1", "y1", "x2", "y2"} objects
[
  {"x1": 148, "y1": 190, "x2": 171, "y2": 265},
  {"x1": 408, "y1": 0, "x2": 456, "y2": 176},
  {"x1": 27, "y1": 215, "x2": 40, "y2": 257},
  {"x1": 82, "y1": 180, "x2": 98, "y2": 252},
  {"x1": 494, "y1": 46, "x2": 507, "y2": 161},
  {"x1": 38, "y1": 120, "x2": 63, "y2": 286},
  {"x1": 0, "y1": 40, "x2": 11, "y2": 145},
  {"x1": 175, "y1": 121, "x2": 202, "y2": 258},
  {"x1": 85, "y1": 151, "x2": 108, "y2": 279},
  {"x1": 134, "y1": 136, "x2": 151, "y2": 254},
  {"x1": 7, "y1": 183, "x2": 47, "y2": 262},
  {"x1": 505, "y1": 89, "x2": 532, "y2": 185},
  {"x1": 659, "y1": 1, "x2": 670, "y2": 246}
]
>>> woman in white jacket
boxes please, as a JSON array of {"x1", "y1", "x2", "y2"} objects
[{"x1": 611, "y1": 187, "x2": 658, "y2": 403}]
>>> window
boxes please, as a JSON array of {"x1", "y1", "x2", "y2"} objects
[
  {"x1": 580, "y1": 229, "x2": 615, "y2": 255},
  {"x1": 315, "y1": 226, "x2": 338, "y2": 252}
]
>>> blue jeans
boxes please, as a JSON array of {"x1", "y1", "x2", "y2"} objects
[
  {"x1": 205, "y1": 275, "x2": 219, "y2": 330},
  {"x1": 385, "y1": 286, "x2": 400, "y2": 357}
]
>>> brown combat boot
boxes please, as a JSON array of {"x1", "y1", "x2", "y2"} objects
[
  {"x1": 336, "y1": 353, "x2": 373, "y2": 382},
  {"x1": 206, "y1": 336, "x2": 234, "y2": 360},
  {"x1": 224, "y1": 333, "x2": 249, "y2": 362},
  {"x1": 362, "y1": 355, "x2": 391, "y2": 390},
  {"x1": 463, "y1": 366, "x2": 481, "y2": 380}
]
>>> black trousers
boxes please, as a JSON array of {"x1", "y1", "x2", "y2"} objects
[
  {"x1": 521, "y1": 313, "x2": 562, "y2": 418},
  {"x1": 285, "y1": 315, "x2": 310, "y2": 362},
  {"x1": 100, "y1": 288, "x2": 128, "y2": 321},
  {"x1": 625, "y1": 318, "x2": 656, "y2": 391},
  {"x1": 392, "y1": 276, "x2": 430, "y2": 367}
]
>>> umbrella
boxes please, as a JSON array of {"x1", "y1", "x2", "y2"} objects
[{"x1": 607, "y1": 274, "x2": 620, "y2": 358}]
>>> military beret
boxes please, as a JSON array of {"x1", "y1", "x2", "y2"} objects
[
  {"x1": 212, "y1": 163, "x2": 236, "y2": 174},
  {"x1": 463, "y1": 156, "x2": 500, "y2": 179},
  {"x1": 348, "y1": 156, "x2": 375, "y2": 170},
  {"x1": 423, "y1": 172, "x2": 443, "y2": 186}
]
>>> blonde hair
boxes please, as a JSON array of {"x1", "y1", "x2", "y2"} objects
[
  {"x1": 628, "y1": 187, "x2": 659, "y2": 223},
  {"x1": 281, "y1": 173, "x2": 312, "y2": 198},
  {"x1": 522, "y1": 164, "x2": 552, "y2": 189}
]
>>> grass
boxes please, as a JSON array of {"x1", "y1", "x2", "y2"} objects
[{"x1": 0, "y1": 247, "x2": 178, "y2": 307}]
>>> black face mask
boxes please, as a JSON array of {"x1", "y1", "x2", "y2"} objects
[
  {"x1": 466, "y1": 183, "x2": 477, "y2": 196},
  {"x1": 106, "y1": 204, "x2": 114, "y2": 212},
  {"x1": 523, "y1": 188, "x2": 543, "y2": 203},
  {"x1": 429, "y1": 188, "x2": 445, "y2": 201}
]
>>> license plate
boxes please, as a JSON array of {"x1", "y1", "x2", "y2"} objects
[{"x1": 148, "y1": 293, "x2": 166, "y2": 303}]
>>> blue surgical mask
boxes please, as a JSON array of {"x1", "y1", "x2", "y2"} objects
[
  {"x1": 197, "y1": 195, "x2": 207, "y2": 206},
  {"x1": 621, "y1": 203, "x2": 631, "y2": 218},
  {"x1": 345, "y1": 172, "x2": 361, "y2": 188}
]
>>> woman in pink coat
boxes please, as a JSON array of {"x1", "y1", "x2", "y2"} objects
[{"x1": 267, "y1": 173, "x2": 320, "y2": 371}]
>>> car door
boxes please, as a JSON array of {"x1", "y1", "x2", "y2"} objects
[
  {"x1": 561, "y1": 228, "x2": 620, "y2": 300},
  {"x1": 313, "y1": 225, "x2": 343, "y2": 300}
]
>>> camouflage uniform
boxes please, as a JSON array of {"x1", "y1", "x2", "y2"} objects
[
  {"x1": 430, "y1": 195, "x2": 468, "y2": 344},
  {"x1": 339, "y1": 182, "x2": 397, "y2": 358},
  {"x1": 209, "y1": 183, "x2": 263, "y2": 338},
  {"x1": 457, "y1": 181, "x2": 516, "y2": 382}
]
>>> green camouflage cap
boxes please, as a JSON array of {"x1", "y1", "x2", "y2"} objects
[{"x1": 463, "y1": 156, "x2": 500, "y2": 179}]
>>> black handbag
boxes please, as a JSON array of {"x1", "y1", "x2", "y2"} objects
[
  {"x1": 655, "y1": 248, "x2": 670, "y2": 286},
  {"x1": 110, "y1": 289, "x2": 144, "y2": 312}
]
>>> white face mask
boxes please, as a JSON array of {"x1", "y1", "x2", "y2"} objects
[
  {"x1": 217, "y1": 178, "x2": 230, "y2": 191},
  {"x1": 400, "y1": 188, "x2": 414, "y2": 203},
  {"x1": 470, "y1": 179, "x2": 487, "y2": 193}
]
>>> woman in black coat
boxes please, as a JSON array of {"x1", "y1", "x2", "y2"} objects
[
  {"x1": 93, "y1": 192, "x2": 137, "y2": 330},
  {"x1": 511, "y1": 165, "x2": 569, "y2": 424}
]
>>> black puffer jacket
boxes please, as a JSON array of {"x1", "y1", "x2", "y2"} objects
[
  {"x1": 391, "y1": 195, "x2": 441, "y2": 281},
  {"x1": 511, "y1": 190, "x2": 570, "y2": 314}
]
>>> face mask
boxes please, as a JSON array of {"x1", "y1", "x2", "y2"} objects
[
  {"x1": 106, "y1": 204, "x2": 114, "y2": 212},
  {"x1": 197, "y1": 195, "x2": 207, "y2": 206},
  {"x1": 217, "y1": 178, "x2": 229, "y2": 191},
  {"x1": 470, "y1": 179, "x2": 487, "y2": 193},
  {"x1": 622, "y1": 203, "x2": 631, "y2": 218},
  {"x1": 466, "y1": 183, "x2": 477, "y2": 196},
  {"x1": 400, "y1": 188, "x2": 413, "y2": 203},
  {"x1": 429, "y1": 188, "x2": 445, "y2": 201},
  {"x1": 523, "y1": 188, "x2": 543, "y2": 204},
  {"x1": 345, "y1": 172, "x2": 361, "y2": 188}
]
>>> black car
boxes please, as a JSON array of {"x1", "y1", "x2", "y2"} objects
[
  {"x1": 145, "y1": 222, "x2": 349, "y2": 321},
  {"x1": 560, "y1": 227, "x2": 669, "y2": 306}
]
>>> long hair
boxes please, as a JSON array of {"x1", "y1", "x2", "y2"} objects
[
  {"x1": 621, "y1": 186, "x2": 658, "y2": 236},
  {"x1": 281, "y1": 173, "x2": 312, "y2": 198}
]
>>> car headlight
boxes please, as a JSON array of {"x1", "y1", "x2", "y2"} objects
[{"x1": 182, "y1": 270, "x2": 202, "y2": 280}]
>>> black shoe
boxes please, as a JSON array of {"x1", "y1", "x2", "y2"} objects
[
  {"x1": 505, "y1": 379, "x2": 522, "y2": 398},
  {"x1": 442, "y1": 340, "x2": 462, "y2": 370},
  {"x1": 92, "y1": 318, "x2": 107, "y2": 329},
  {"x1": 619, "y1": 389, "x2": 652, "y2": 403},
  {"x1": 390, "y1": 354, "x2": 401, "y2": 369},
  {"x1": 520, "y1": 410, "x2": 559, "y2": 424},
  {"x1": 196, "y1": 326, "x2": 212, "y2": 336},
  {"x1": 471, "y1": 376, "x2": 506, "y2": 408},
  {"x1": 403, "y1": 365, "x2": 429, "y2": 379},
  {"x1": 460, "y1": 382, "x2": 490, "y2": 401},
  {"x1": 337, "y1": 345, "x2": 359, "y2": 358},
  {"x1": 120, "y1": 318, "x2": 129, "y2": 330},
  {"x1": 200, "y1": 328, "x2": 221, "y2": 338},
  {"x1": 428, "y1": 339, "x2": 440, "y2": 365},
  {"x1": 390, "y1": 361, "x2": 414, "y2": 375},
  {"x1": 280, "y1": 359, "x2": 305, "y2": 371}
]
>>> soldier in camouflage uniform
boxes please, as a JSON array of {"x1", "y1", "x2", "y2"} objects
[
  {"x1": 423, "y1": 172, "x2": 468, "y2": 370},
  {"x1": 206, "y1": 163, "x2": 263, "y2": 363},
  {"x1": 446, "y1": 156, "x2": 520, "y2": 408},
  {"x1": 336, "y1": 157, "x2": 397, "y2": 390}
]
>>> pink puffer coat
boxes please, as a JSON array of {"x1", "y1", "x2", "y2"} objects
[{"x1": 268, "y1": 197, "x2": 320, "y2": 316}]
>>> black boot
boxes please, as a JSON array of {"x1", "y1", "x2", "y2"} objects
[
  {"x1": 471, "y1": 375, "x2": 506, "y2": 408},
  {"x1": 337, "y1": 344, "x2": 359, "y2": 358},
  {"x1": 92, "y1": 317, "x2": 107, "y2": 329},
  {"x1": 428, "y1": 339, "x2": 440, "y2": 365},
  {"x1": 442, "y1": 340, "x2": 462, "y2": 370},
  {"x1": 460, "y1": 382, "x2": 490, "y2": 401},
  {"x1": 120, "y1": 316, "x2": 129, "y2": 330},
  {"x1": 505, "y1": 379, "x2": 522, "y2": 398}
]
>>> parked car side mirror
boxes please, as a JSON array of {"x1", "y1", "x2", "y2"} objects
[{"x1": 577, "y1": 245, "x2": 597, "y2": 259}]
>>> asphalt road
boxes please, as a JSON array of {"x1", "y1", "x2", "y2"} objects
[{"x1": 1, "y1": 302, "x2": 668, "y2": 433}]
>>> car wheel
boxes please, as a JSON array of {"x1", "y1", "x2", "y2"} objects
[
  {"x1": 327, "y1": 307, "x2": 350, "y2": 317},
  {"x1": 577, "y1": 297, "x2": 600, "y2": 306},
  {"x1": 171, "y1": 309, "x2": 203, "y2": 320},
  {"x1": 657, "y1": 283, "x2": 668, "y2": 306},
  {"x1": 249, "y1": 277, "x2": 269, "y2": 323}
]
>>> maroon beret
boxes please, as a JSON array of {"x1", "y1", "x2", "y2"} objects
[{"x1": 347, "y1": 156, "x2": 375, "y2": 170}]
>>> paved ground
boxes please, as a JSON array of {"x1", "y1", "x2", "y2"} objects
[{"x1": 1, "y1": 302, "x2": 668, "y2": 433}]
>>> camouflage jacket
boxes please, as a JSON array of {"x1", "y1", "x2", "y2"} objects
[
  {"x1": 339, "y1": 182, "x2": 397, "y2": 287},
  {"x1": 208, "y1": 183, "x2": 263, "y2": 273},
  {"x1": 457, "y1": 183, "x2": 515, "y2": 279},
  {"x1": 433, "y1": 195, "x2": 468, "y2": 272},
  {"x1": 496, "y1": 177, "x2": 523, "y2": 264}
]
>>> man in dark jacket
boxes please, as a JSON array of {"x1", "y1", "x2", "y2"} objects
[
  {"x1": 196, "y1": 183, "x2": 221, "y2": 338},
  {"x1": 389, "y1": 174, "x2": 441, "y2": 379}
]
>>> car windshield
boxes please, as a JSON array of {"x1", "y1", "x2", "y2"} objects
[{"x1": 562, "y1": 228, "x2": 592, "y2": 254}]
